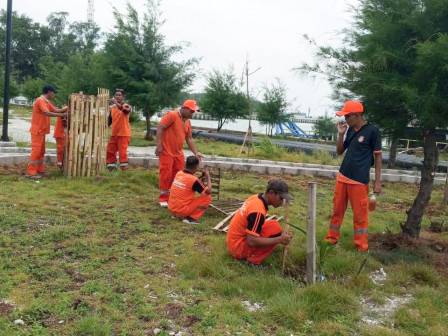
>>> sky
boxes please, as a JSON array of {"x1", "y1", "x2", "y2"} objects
[{"x1": 1, "y1": 0, "x2": 358, "y2": 117}]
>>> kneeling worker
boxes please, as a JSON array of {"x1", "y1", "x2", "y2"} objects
[
  {"x1": 226, "y1": 179, "x2": 293, "y2": 266},
  {"x1": 168, "y1": 156, "x2": 212, "y2": 224}
]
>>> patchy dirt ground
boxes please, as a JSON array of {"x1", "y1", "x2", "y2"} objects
[{"x1": 0, "y1": 302, "x2": 15, "y2": 316}]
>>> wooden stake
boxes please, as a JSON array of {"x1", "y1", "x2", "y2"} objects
[
  {"x1": 76, "y1": 94, "x2": 85, "y2": 177},
  {"x1": 282, "y1": 200, "x2": 290, "y2": 273},
  {"x1": 213, "y1": 210, "x2": 238, "y2": 230},
  {"x1": 86, "y1": 96, "x2": 95, "y2": 177},
  {"x1": 81, "y1": 96, "x2": 90, "y2": 176},
  {"x1": 92, "y1": 94, "x2": 100, "y2": 175},
  {"x1": 66, "y1": 94, "x2": 76, "y2": 177},
  {"x1": 306, "y1": 182, "x2": 317, "y2": 285}
]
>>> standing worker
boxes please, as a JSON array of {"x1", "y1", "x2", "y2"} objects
[
  {"x1": 324, "y1": 101, "x2": 382, "y2": 252},
  {"x1": 226, "y1": 179, "x2": 294, "y2": 268},
  {"x1": 155, "y1": 99, "x2": 203, "y2": 207},
  {"x1": 53, "y1": 107, "x2": 68, "y2": 170},
  {"x1": 26, "y1": 85, "x2": 68, "y2": 179},
  {"x1": 106, "y1": 89, "x2": 132, "y2": 171},
  {"x1": 168, "y1": 156, "x2": 212, "y2": 224}
]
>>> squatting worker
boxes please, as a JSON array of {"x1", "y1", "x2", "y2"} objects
[
  {"x1": 168, "y1": 156, "x2": 212, "y2": 224},
  {"x1": 53, "y1": 106, "x2": 68, "y2": 170},
  {"x1": 26, "y1": 85, "x2": 68, "y2": 179},
  {"x1": 106, "y1": 89, "x2": 132, "y2": 171},
  {"x1": 155, "y1": 99, "x2": 203, "y2": 207},
  {"x1": 324, "y1": 100, "x2": 382, "y2": 252},
  {"x1": 226, "y1": 179, "x2": 294, "y2": 267}
]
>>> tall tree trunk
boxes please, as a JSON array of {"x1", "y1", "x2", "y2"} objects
[
  {"x1": 145, "y1": 105, "x2": 153, "y2": 141},
  {"x1": 401, "y1": 129, "x2": 438, "y2": 237},
  {"x1": 388, "y1": 136, "x2": 398, "y2": 168}
]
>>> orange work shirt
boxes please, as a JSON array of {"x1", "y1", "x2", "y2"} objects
[
  {"x1": 168, "y1": 170, "x2": 206, "y2": 214},
  {"x1": 30, "y1": 96, "x2": 56, "y2": 135},
  {"x1": 160, "y1": 110, "x2": 192, "y2": 156},
  {"x1": 53, "y1": 117, "x2": 66, "y2": 139},
  {"x1": 110, "y1": 104, "x2": 131, "y2": 137},
  {"x1": 226, "y1": 194, "x2": 268, "y2": 252}
]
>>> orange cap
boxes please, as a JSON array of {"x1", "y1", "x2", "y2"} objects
[
  {"x1": 182, "y1": 99, "x2": 200, "y2": 112},
  {"x1": 335, "y1": 101, "x2": 364, "y2": 117}
]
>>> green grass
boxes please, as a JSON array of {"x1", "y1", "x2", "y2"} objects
[{"x1": 0, "y1": 166, "x2": 447, "y2": 335}]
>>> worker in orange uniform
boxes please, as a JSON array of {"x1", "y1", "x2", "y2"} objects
[
  {"x1": 26, "y1": 85, "x2": 68, "y2": 179},
  {"x1": 324, "y1": 101, "x2": 382, "y2": 252},
  {"x1": 226, "y1": 179, "x2": 294, "y2": 268},
  {"x1": 106, "y1": 89, "x2": 132, "y2": 171},
  {"x1": 155, "y1": 99, "x2": 203, "y2": 207},
  {"x1": 53, "y1": 107, "x2": 68, "y2": 170},
  {"x1": 168, "y1": 156, "x2": 212, "y2": 224}
]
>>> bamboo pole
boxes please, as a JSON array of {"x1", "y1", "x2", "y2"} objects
[
  {"x1": 306, "y1": 182, "x2": 317, "y2": 285},
  {"x1": 76, "y1": 94, "x2": 86, "y2": 177},
  {"x1": 443, "y1": 172, "x2": 448, "y2": 207},
  {"x1": 81, "y1": 96, "x2": 90, "y2": 176},
  {"x1": 281, "y1": 200, "x2": 290, "y2": 273},
  {"x1": 66, "y1": 94, "x2": 76, "y2": 177},
  {"x1": 71, "y1": 93, "x2": 82, "y2": 177},
  {"x1": 86, "y1": 96, "x2": 95, "y2": 177},
  {"x1": 92, "y1": 94, "x2": 100, "y2": 175}
]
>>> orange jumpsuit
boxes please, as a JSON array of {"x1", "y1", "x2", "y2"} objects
[
  {"x1": 226, "y1": 194, "x2": 283, "y2": 265},
  {"x1": 106, "y1": 104, "x2": 131, "y2": 170},
  {"x1": 325, "y1": 124, "x2": 382, "y2": 251},
  {"x1": 27, "y1": 96, "x2": 56, "y2": 175},
  {"x1": 168, "y1": 170, "x2": 212, "y2": 221},
  {"x1": 158, "y1": 110, "x2": 192, "y2": 203},
  {"x1": 53, "y1": 116, "x2": 66, "y2": 169}
]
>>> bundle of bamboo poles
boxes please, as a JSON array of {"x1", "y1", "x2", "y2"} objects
[{"x1": 64, "y1": 88, "x2": 110, "y2": 177}]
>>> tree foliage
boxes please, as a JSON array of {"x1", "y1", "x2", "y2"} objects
[
  {"x1": 104, "y1": 0, "x2": 198, "y2": 139},
  {"x1": 257, "y1": 80, "x2": 291, "y2": 136},
  {"x1": 201, "y1": 67, "x2": 249, "y2": 132},
  {"x1": 313, "y1": 113, "x2": 337, "y2": 140},
  {"x1": 299, "y1": 0, "x2": 448, "y2": 237}
]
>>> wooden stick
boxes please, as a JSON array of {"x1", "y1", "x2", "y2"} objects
[
  {"x1": 66, "y1": 94, "x2": 76, "y2": 177},
  {"x1": 282, "y1": 201, "x2": 290, "y2": 273},
  {"x1": 81, "y1": 96, "x2": 90, "y2": 176},
  {"x1": 306, "y1": 182, "x2": 317, "y2": 285},
  {"x1": 72, "y1": 93, "x2": 81, "y2": 177},
  {"x1": 86, "y1": 96, "x2": 95, "y2": 177},
  {"x1": 76, "y1": 94, "x2": 85, "y2": 177},
  {"x1": 92, "y1": 93, "x2": 99, "y2": 175},
  {"x1": 213, "y1": 210, "x2": 238, "y2": 230}
]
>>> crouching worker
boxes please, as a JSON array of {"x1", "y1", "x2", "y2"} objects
[
  {"x1": 168, "y1": 156, "x2": 212, "y2": 224},
  {"x1": 226, "y1": 179, "x2": 293, "y2": 267}
]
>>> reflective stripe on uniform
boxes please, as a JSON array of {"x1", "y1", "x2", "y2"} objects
[
  {"x1": 57, "y1": 162, "x2": 63, "y2": 166},
  {"x1": 120, "y1": 162, "x2": 128, "y2": 167},
  {"x1": 354, "y1": 228, "x2": 368, "y2": 235},
  {"x1": 160, "y1": 190, "x2": 170, "y2": 194},
  {"x1": 329, "y1": 224, "x2": 340, "y2": 231},
  {"x1": 107, "y1": 163, "x2": 116, "y2": 167}
]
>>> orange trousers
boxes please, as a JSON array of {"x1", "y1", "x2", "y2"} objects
[
  {"x1": 27, "y1": 134, "x2": 46, "y2": 175},
  {"x1": 169, "y1": 194, "x2": 212, "y2": 220},
  {"x1": 325, "y1": 181, "x2": 369, "y2": 251},
  {"x1": 227, "y1": 220, "x2": 283, "y2": 265},
  {"x1": 106, "y1": 136, "x2": 130, "y2": 170},
  {"x1": 55, "y1": 137, "x2": 65, "y2": 169},
  {"x1": 158, "y1": 153, "x2": 184, "y2": 203}
]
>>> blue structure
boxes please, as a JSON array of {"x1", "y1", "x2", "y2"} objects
[{"x1": 275, "y1": 121, "x2": 313, "y2": 138}]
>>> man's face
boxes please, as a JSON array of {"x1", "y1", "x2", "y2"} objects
[
  {"x1": 344, "y1": 113, "x2": 359, "y2": 127},
  {"x1": 270, "y1": 190, "x2": 284, "y2": 208},
  {"x1": 48, "y1": 91, "x2": 56, "y2": 100},
  {"x1": 114, "y1": 91, "x2": 124, "y2": 103},
  {"x1": 181, "y1": 107, "x2": 195, "y2": 119}
]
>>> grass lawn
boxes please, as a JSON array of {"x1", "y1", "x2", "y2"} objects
[{"x1": 0, "y1": 164, "x2": 447, "y2": 335}]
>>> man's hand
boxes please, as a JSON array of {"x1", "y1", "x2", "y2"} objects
[
  {"x1": 373, "y1": 180, "x2": 382, "y2": 194},
  {"x1": 203, "y1": 166, "x2": 210, "y2": 177},
  {"x1": 337, "y1": 121, "x2": 347, "y2": 134},
  {"x1": 155, "y1": 145, "x2": 162, "y2": 156},
  {"x1": 195, "y1": 152, "x2": 204, "y2": 161},
  {"x1": 279, "y1": 231, "x2": 293, "y2": 246}
]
